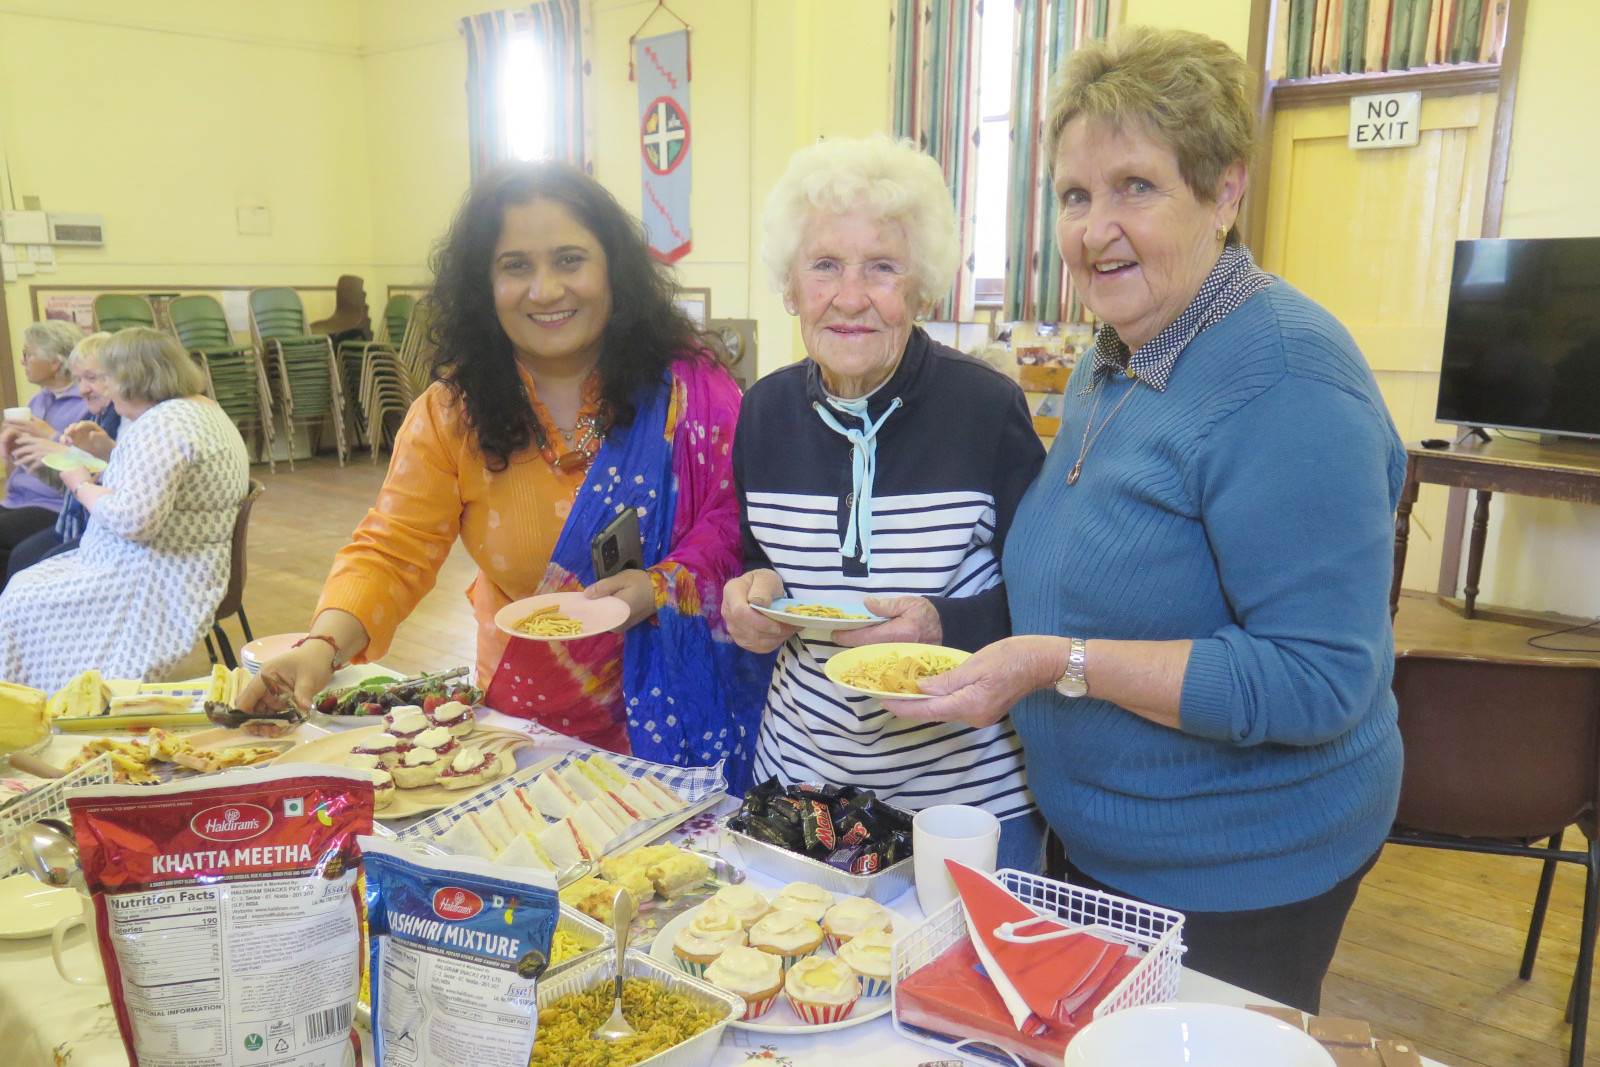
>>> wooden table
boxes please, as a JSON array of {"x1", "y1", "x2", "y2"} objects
[{"x1": 1391, "y1": 435, "x2": 1600, "y2": 618}]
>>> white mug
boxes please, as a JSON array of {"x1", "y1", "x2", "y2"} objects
[
  {"x1": 52, "y1": 894, "x2": 106, "y2": 986},
  {"x1": 912, "y1": 804, "x2": 1001, "y2": 915},
  {"x1": 3, "y1": 406, "x2": 31, "y2": 423}
]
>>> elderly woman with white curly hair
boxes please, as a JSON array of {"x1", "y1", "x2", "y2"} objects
[
  {"x1": 722, "y1": 134, "x2": 1048, "y2": 869},
  {"x1": 0, "y1": 320, "x2": 88, "y2": 574}
]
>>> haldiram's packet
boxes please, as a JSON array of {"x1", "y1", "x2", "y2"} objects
[
  {"x1": 360, "y1": 837, "x2": 559, "y2": 1066},
  {"x1": 67, "y1": 764, "x2": 374, "y2": 1067}
]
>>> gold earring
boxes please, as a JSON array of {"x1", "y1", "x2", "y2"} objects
[{"x1": 1215, "y1": 225, "x2": 1226, "y2": 242}]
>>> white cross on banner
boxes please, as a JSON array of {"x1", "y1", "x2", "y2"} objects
[{"x1": 636, "y1": 30, "x2": 691, "y2": 262}]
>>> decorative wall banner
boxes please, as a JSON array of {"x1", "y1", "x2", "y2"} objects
[{"x1": 635, "y1": 30, "x2": 691, "y2": 263}]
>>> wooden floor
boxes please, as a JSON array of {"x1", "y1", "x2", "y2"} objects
[{"x1": 188, "y1": 455, "x2": 1600, "y2": 1067}]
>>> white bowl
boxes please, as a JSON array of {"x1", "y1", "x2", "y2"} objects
[{"x1": 1064, "y1": 1003, "x2": 1336, "y2": 1067}]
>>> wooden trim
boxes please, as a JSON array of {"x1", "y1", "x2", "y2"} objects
[
  {"x1": 1272, "y1": 63, "x2": 1500, "y2": 109},
  {"x1": 0, "y1": 281, "x2": 15, "y2": 407},
  {"x1": 1242, "y1": 0, "x2": 1276, "y2": 256},
  {"x1": 1480, "y1": 0, "x2": 1525, "y2": 238},
  {"x1": 29, "y1": 283, "x2": 336, "y2": 321}
]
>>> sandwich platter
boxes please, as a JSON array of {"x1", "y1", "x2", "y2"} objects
[{"x1": 397, "y1": 750, "x2": 727, "y2": 878}]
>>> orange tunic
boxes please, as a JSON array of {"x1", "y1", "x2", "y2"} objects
[{"x1": 316, "y1": 366, "x2": 585, "y2": 685}]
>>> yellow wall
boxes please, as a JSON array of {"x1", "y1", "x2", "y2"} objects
[{"x1": 0, "y1": 1, "x2": 375, "y2": 387}]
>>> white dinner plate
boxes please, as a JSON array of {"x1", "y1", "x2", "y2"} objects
[
  {"x1": 494, "y1": 592, "x2": 630, "y2": 641},
  {"x1": 0, "y1": 872, "x2": 82, "y2": 939},
  {"x1": 41, "y1": 448, "x2": 107, "y2": 474},
  {"x1": 752, "y1": 599, "x2": 884, "y2": 632},
  {"x1": 823, "y1": 643, "x2": 970, "y2": 701},
  {"x1": 648, "y1": 901, "x2": 906, "y2": 1034}
]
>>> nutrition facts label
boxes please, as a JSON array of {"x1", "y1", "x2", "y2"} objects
[
  {"x1": 108, "y1": 875, "x2": 360, "y2": 1067},
  {"x1": 376, "y1": 940, "x2": 538, "y2": 1067}
]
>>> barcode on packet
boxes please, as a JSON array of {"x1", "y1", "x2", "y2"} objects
[{"x1": 302, "y1": 1004, "x2": 353, "y2": 1043}]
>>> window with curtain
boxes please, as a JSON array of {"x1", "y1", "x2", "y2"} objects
[
  {"x1": 1273, "y1": 0, "x2": 1510, "y2": 79},
  {"x1": 460, "y1": 1, "x2": 593, "y2": 182}
]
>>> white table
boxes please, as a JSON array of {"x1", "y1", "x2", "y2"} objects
[{"x1": 2, "y1": 724, "x2": 1451, "y2": 1067}]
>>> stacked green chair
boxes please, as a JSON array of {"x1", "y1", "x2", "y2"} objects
[
  {"x1": 337, "y1": 293, "x2": 417, "y2": 456},
  {"x1": 168, "y1": 294, "x2": 278, "y2": 471},
  {"x1": 93, "y1": 293, "x2": 156, "y2": 333},
  {"x1": 248, "y1": 287, "x2": 349, "y2": 466}
]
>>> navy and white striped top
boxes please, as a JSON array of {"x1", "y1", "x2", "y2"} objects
[{"x1": 732, "y1": 329, "x2": 1045, "y2": 819}]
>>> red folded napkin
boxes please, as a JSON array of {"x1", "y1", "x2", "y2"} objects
[{"x1": 947, "y1": 860, "x2": 1130, "y2": 1033}]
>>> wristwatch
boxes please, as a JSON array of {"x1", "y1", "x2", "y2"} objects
[{"x1": 1054, "y1": 637, "x2": 1089, "y2": 698}]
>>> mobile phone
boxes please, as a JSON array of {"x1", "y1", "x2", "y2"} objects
[{"x1": 591, "y1": 508, "x2": 644, "y2": 579}]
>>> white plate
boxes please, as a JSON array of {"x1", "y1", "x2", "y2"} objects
[
  {"x1": 0, "y1": 873, "x2": 82, "y2": 939},
  {"x1": 753, "y1": 599, "x2": 884, "y2": 632},
  {"x1": 1064, "y1": 1003, "x2": 1336, "y2": 1067},
  {"x1": 494, "y1": 592, "x2": 630, "y2": 641},
  {"x1": 41, "y1": 448, "x2": 107, "y2": 474},
  {"x1": 823, "y1": 643, "x2": 971, "y2": 701},
  {"x1": 648, "y1": 901, "x2": 905, "y2": 1033},
  {"x1": 310, "y1": 664, "x2": 425, "y2": 721}
]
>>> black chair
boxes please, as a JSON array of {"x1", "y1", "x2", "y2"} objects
[
  {"x1": 1385, "y1": 648, "x2": 1600, "y2": 1067},
  {"x1": 205, "y1": 480, "x2": 265, "y2": 669}
]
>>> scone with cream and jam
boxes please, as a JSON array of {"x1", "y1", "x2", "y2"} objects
[
  {"x1": 821, "y1": 896, "x2": 893, "y2": 951},
  {"x1": 771, "y1": 881, "x2": 834, "y2": 922},
  {"x1": 391, "y1": 743, "x2": 445, "y2": 788},
  {"x1": 746, "y1": 908, "x2": 823, "y2": 968},
  {"x1": 836, "y1": 928, "x2": 893, "y2": 996},
  {"x1": 783, "y1": 955, "x2": 861, "y2": 1024},
  {"x1": 671, "y1": 905, "x2": 748, "y2": 977},
  {"x1": 369, "y1": 768, "x2": 397, "y2": 810},
  {"x1": 436, "y1": 745, "x2": 506, "y2": 790},
  {"x1": 704, "y1": 945, "x2": 784, "y2": 1020}
]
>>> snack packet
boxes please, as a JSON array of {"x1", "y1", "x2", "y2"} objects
[
  {"x1": 67, "y1": 764, "x2": 374, "y2": 1067},
  {"x1": 361, "y1": 837, "x2": 559, "y2": 1067}
]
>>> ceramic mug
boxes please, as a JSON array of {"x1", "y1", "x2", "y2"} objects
[
  {"x1": 51, "y1": 894, "x2": 106, "y2": 985},
  {"x1": 912, "y1": 804, "x2": 1001, "y2": 915},
  {"x1": 3, "y1": 406, "x2": 31, "y2": 423}
]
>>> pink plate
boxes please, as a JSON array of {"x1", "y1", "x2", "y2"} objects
[
  {"x1": 241, "y1": 632, "x2": 308, "y2": 674},
  {"x1": 494, "y1": 592, "x2": 630, "y2": 642}
]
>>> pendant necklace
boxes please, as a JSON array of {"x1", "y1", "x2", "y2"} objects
[
  {"x1": 1067, "y1": 378, "x2": 1138, "y2": 485},
  {"x1": 540, "y1": 413, "x2": 603, "y2": 473}
]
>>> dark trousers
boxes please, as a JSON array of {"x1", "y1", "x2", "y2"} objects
[
  {"x1": 3, "y1": 527, "x2": 74, "y2": 588},
  {"x1": 1050, "y1": 839, "x2": 1379, "y2": 1013},
  {"x1": 0, "y1": 504, "x2": 58, "y2": 577}
]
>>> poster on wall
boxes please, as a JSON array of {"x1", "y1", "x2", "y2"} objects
[
  {"x1": 636, "y1": 30, "x2": 691, "y2": 263},
  {"x1": 44, "y1": 293, "x2": 96, "y2": 330}
]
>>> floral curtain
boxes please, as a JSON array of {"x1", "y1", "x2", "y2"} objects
[
  {"x1": 460, "y1": 9, "x2": 514, "y2": 182},
  {"x1": 1002, "y1": 0, "x2": 1111, "y2": 323},
  {"x1": 892, "y1": 0, "x2": 982, "y2": 321}
]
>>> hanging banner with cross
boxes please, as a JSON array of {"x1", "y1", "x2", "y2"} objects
[{"x1": 635, "y1": 29, "x2": 691, "y2": 262}]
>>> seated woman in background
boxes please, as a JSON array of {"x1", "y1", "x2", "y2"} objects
[
  {"x1": 0, "y1": 320, "x2": 88, "y2": 574},
  {"x1": 239, "y1": 162, "x2": 770, "y2": 786},
  {"x1": 4, "y1": 332, "x2": 123, "y2": 583},
  {"x1": 720, "y1": 135, "x2": 1047, "y2": 866},
  {"x1": 0, "y1": 327, "x2": 248, "y2": 690}
]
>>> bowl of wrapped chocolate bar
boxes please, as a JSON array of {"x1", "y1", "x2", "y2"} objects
[
  {"x1": 717, "y1": 779, "x2": 915, "y2": 902},
  {"x1": 1065, "y1": 1004, "x2": 1336, "y2": 1066}
]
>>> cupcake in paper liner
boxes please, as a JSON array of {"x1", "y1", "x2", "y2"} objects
[
  {"x1": 747, "y1": 908, "x2": 823, "y2": 969},
  {"x1": 783, "y1": 955, "x2": 860, "y2": 1024},
  {"x1": 770, "y1": 880, "x2": 835, "y2": 923},
  {"x1": 836, "y1": 927, "x2": 893, "y2": 996},
  {"x1": 672, "y1": 905, "x2": 747, "y2": 977},
  {"x1": 704, "y1": 945, "x2": 784, "y2": 1020},
  {"x1": 821, "y1": 896, "x2": 893, "y2": 952}
]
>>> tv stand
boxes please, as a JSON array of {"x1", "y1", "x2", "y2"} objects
[
  {"x1": 1392, "y1": 435, "x2": 1600, "y2": 619},
  {"x1": 1455, "y1": 425, "x2": 1492, "y2": 445}
]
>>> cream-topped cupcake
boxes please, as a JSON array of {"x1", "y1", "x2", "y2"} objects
[
  {"x1": 704, "y1": 945, "x2": 784, "y2": 1020},
  {"x1": 836, "y1": 928, "x2": 893, "y2": 996},
  {"x1": 783, "y1": 955, "x2": 860, "y2": 1024},
  {"x1": 747, "y1": 909, "x2": 823, "y2": 968},
  {"x1": 709, "y1": 884, "x2": 771, "y2": 928},
  {"x1": 821, "y1": 896, "x2": 893, "y2": 951},
  {"x1": 672, "y1": 911, "x2": 748, "y2": 977},
  {"x1": 771, "y1": 881, "x2": 835, "y2": 922}
]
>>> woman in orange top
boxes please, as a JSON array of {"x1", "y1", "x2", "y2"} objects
[{"x1": 240, "y1": 162, "x2": 771, "y2": 785}]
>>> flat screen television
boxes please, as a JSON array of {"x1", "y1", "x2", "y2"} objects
[{"x1": 1436, "y1": 236, "x2": 1600, "y2": 441}]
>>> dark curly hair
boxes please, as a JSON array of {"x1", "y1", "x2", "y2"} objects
[{"x1": 427, "y1": 160, "x2": 703, "y2": 470}]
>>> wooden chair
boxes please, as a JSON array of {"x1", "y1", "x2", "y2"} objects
[
  {"x1": 205, "y1": 480, "x2": 265, "y2": 669},
  {"x1": 1386, "y1": 648, "x2": 1600, "y2": 1067}
]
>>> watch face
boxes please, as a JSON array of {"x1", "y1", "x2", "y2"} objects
[
  {"x1": 718, "y1": 325, "x2": 743, "y2": 360},
  {"x1": 1055, "y1": 675, "x2": 1088, "y2": 698}
]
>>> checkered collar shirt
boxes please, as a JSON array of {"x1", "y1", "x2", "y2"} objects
[{"x1": 1083, "y1": 244, "x2": 1277, "y2": 395}]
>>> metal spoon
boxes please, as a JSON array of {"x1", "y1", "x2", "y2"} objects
[
  {"x1": 17, "y1": 818, "x2": 84, "y2": 891},
  {"x1": 591, "y1": 887, "x2": 637, "y2": 1041}
]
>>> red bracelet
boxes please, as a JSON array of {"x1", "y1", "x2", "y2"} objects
[{"x1": 292, "y1": 633, "x2": 343, "y2": 665}]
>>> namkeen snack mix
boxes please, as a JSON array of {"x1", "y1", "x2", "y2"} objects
[
  {"x1": 361, "y1": 837, "x2": 559, "y2": 1067},
  {"x1": 68, "y1": 765, "x2": 375, "y2": 1067}
]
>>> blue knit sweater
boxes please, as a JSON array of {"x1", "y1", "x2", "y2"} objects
[{"x1": 1005, "y1": 282, "x2": 1406, "y2": 912}]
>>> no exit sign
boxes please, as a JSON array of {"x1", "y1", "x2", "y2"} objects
[{"x1": 1349, "y1": 91, "x2": 1422, "y2": 149}]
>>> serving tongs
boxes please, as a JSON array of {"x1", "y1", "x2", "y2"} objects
[{"x1": 315, "y1": 666, "x2": 473, "y2": 713}]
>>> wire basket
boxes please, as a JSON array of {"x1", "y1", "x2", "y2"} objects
[
  {"x1": 0, "y1": 753, "x2": 114, "y2": 877},
  {"x1": 890, "y1": 868, "x2": 1185, "y2": 1067}
]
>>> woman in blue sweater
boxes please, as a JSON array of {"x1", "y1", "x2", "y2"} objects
[{"x1": 888, "y1": 27, "x2": 1405, "y2": 1012}]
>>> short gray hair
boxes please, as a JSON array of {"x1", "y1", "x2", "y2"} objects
[
  {"x1": 22, "y1": 320, "x2": 85, "y2": 368},
  {"x1": 100, "y1": 327, "x2": 207, "y2": 404},
  {"x1": 761, "y1": 134, "x2": 959, "y2": 313},
  {"x1": 68, "y1": 332, "x2": 113, "y2": 373}
]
